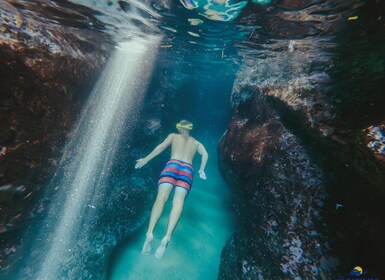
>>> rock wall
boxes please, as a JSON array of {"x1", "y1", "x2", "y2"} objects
[
  {"x1": 0, "y1": 0, "x2": 115, "y2": 269},
  {"x1": 218, "y1": 86, "x2": 334, "y2": 279},
  {"x1": 218, "y1": 12, "x2": 385, "y2": 277},
  {"x1": 218, "y1": 66, "x2": 385, "y2": 280}
]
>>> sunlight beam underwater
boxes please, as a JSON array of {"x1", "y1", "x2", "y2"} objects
[{"x1": 29, "y1": 36, "x2": 161, "y2": 279}]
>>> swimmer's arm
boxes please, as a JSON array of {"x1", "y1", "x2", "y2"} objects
[
  {"x1": 135, "y1": 134, "x2": 174, "y2": 169},
  {"x1": 146, "y1": 134, "x2": 174, "y2": 161},
  {"x1": 197, "y1": 142, "x2": 208, "y2": 179}
]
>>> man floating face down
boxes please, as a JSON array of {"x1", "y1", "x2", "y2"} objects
[{"x1": 135, "y1": 120, "x2": 208, "y2": 258}]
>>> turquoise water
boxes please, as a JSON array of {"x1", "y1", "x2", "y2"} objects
[
  {"x1": 2, "y1": 0, "x2": 385, "y2": 278},
  {"x1": 110, "y1": 139, "x2": 235, "y2": 280}
]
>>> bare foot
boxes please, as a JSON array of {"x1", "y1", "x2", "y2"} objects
[
  {"x1": 155, "y1": 237, "x2": 169, "y2": 259},
  {"x1": 141, "y1": 233, "x2": 153, "y2": 255}
]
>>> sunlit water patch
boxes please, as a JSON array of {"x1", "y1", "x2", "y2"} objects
[{"x1": 180, "y1": 0, "x2": 247, "y2": 22}]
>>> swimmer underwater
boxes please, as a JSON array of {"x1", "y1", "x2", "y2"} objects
[{"x1": 135, "y1": 120, "x2": 208, "y2": 258}]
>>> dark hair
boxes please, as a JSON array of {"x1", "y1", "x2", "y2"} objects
[{"x1": 176, "y1": 120, "x2": 193, "y2": 133}]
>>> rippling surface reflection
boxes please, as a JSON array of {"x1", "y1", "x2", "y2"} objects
[
  {"x1": 2, "y1": 0, "x2": 379, "y2": 77},
  {"x1": 60, "y1": 0, "x2": 377, "y2": 77}
]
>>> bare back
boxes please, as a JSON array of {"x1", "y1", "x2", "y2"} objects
[{"x1": 170, "y1": 134, "x2": 199, "y2": 164}]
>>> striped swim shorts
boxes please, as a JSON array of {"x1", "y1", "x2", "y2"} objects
[{"x1": 158, "y1": 159, "x2": 194, "y2": 192}]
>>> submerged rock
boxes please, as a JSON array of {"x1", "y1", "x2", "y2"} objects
[
  {"x1": 0, "y1": 0, "x2": 113, "y2": 274},
  {"x1": 219, "y1": 49, "x2": 385, "y2": 280},
  {"x1": 219, "y1": 81, "x2": 385, "y2": 277},
  {"x1": 219, "y1": 102, "x2": 333, "y2": 278},
  {"x1": 218, "y1": 1, "x2": 385, "y2": 277}
]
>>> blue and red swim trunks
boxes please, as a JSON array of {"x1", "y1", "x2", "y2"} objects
[{"x1": 158, "y1": 159, "x2": 194, "y2": 192}]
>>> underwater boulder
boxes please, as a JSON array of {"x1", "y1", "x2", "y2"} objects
[
  {"x1": 218, "y1": 104, "x2": 333, "y2": 278},
  {"x1": 218, "y1": 41, "x2": 385, "y2": 276},
  {"x1": 0, "y1": 0, "x2": 113, "y2": 271}
]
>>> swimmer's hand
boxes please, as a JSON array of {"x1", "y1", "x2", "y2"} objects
[
  {"x1": 135, "y1": 158, "x2": 148, "y2": 169},
  {"x1": 198, "y1": 170, "x2": 207, "y2": 180}
]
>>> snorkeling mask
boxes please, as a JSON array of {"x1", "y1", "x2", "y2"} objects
[{"x1": 176, "y1": 123, "x2": 193, "y2": 130}]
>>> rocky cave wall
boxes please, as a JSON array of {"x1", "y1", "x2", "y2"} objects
[
  {"x1": 0, "y1": 0, "x2": 115, "y2": 270},
  {"x1": 217, "y1": 24, "x2": 385, "y2": 280}
]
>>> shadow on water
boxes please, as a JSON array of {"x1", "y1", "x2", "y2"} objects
[{"x1": 106, "y1": 225, "x2": 146, "y2": 279}]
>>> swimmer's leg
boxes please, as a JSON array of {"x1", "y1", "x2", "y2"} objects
[
  {"x1": 155, "y1": 187, "x2": 188, "y2": 258},
  {"x1": 142, "y1": 183, "x2": 173, "y2": 255}
]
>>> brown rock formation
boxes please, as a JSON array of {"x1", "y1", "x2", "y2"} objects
[{"x1": 0, "y1": 0, "x2": 112, "y2": 267}]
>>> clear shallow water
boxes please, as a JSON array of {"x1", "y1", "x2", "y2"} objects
[{"x1": 110, "y1": 139, "x2": 235, "y2": 280}]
